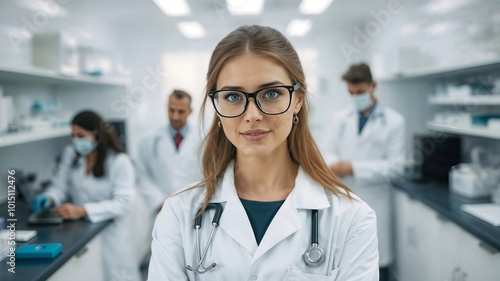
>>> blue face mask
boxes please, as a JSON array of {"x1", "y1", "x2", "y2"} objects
[
  {"x1": 73, "y1": 136, "x2": 96, "y2": 156},
  {"x1": 352, "y1": 92, "x2": 373, "y2": 112}
]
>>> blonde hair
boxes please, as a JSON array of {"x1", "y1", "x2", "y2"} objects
[{"x1": 197, "y1": 25, "x2": 353, "y2": 213}]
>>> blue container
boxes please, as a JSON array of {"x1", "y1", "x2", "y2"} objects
[
  {"x1": 16, "y1": 243, "x2": 62, "y2": 259},
  {"x1": 471, "y1": 115, "x2": 500, "y2": 126}
]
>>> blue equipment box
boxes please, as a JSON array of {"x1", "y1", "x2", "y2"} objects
[{"x1": 16, "y1": 243, "x2": 62, "y2": 259}]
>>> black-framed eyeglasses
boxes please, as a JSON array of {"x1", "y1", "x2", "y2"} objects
[{"x1": 208, "y1": 83, "x2": 300, "y2": 118}]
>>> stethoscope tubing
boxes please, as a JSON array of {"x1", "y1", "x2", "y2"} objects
[
  {"x1": 187, "y1": 203, "x2": 325, "y2": 274},
  {"x1": 311, "y1": 209, "x2": 318, "y2": 245},
  {"x1": 187, "y1": 204, "x2": 223, "y2": 274}
]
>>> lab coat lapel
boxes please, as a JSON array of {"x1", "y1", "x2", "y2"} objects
[
  {"x1": 343, "y1": 110, "x2": 359, "y2": 158},
  {"x1": 163, "y1": 129, "x2": 177, "y2": 154},
  {"x1": 251, "y1": 168, "x2": 331, "y2": 263},
  {"x1": 153, "y1": 128, "x2": 175, "y2": 161},
  {"x1": 211, "y1": 162, "x2": 258, "y2": 254},
  {"x1": 359, "y1": 105, "x2": 383, "y2": 141},
  {"x1": 251, "y1": 196, "x2": 301, "y2": 263}
]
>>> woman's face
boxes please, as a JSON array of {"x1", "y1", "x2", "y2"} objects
[
  {"x1": 71, "y1": 124, "x2": 94, "y2": 141},
  {"x1": 216, "y1": 53, "x2": 303, "y2": 159}
]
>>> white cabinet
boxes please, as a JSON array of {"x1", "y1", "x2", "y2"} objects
[
  {"x1": 48, "y1": 233, "x2": 104, "y2": 281},
  {"x1": 394, "y1": 190, "x2": 441, "y2": 281},
  {"x1": 394, "y1": 190, "x2": 500, "y2": 281},
  {"x1": 443, "y1": 221, "x2": 500, "y2": 281}
]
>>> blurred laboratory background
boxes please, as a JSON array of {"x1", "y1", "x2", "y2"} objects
[{"x1": 0, "y1": 0, "x2": 500, "y2": 280}]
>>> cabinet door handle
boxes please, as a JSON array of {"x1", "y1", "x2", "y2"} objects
[
  {"x1": 478, "y1": 242, "x2": 499, "y2": 255},
  {"x1": 75, "y1": 246, "x2": 89, "y2": 258}
]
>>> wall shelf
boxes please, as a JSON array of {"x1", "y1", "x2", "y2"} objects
[
  {"x1": 428, "y1": 95, "x2": 500, "y2": 105},
  {"x1": 0, "y1": 64, "x2": 129, "y2": 87},
  {"x1": 0, "y1": 127, "x2": 70, "y2": 148},
  {"x1": 380, "y1": 59, "x2": 500, "y2": 81},
  {"x1": 427, "y1": 121, "x2": 500, "y2": 140}
]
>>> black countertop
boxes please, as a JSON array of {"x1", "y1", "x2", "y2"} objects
[
  {"x1": 392, "y1": 179, "x2": 500, "y2": 252},
  {"x1": 0, "y1": 201, "x2": 111, "y2": 281}
]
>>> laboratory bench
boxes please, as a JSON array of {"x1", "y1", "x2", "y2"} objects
[
  {"x1": 392, "y1": 179, "x2": 500, "y2": 281},
  {"x1": 0, "y1": 200, "x2": 111, "y2": 281},
  {"x1": 392, "y1": 179, "x2": 500, "y2": 251}
]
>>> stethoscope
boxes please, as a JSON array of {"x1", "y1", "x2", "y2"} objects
[{"x1": 186, "y1": 203, "x2": 325, "y2": 274}]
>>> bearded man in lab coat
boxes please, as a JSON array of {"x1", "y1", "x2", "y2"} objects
[
  {"x1": 136, "y1": 90, "x2": 203, "y2": 214},
  {"x1": 322, "y1": 63, "x2": 406, "y2": 281}
]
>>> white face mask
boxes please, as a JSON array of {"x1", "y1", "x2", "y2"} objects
[
  {"x1": 352, "y1": 92, "x2": 373, "y2": 112},
  {"x1": 73, "y1": 136, "x2": 96, "y2": 156}
]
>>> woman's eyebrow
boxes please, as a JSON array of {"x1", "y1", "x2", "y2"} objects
[{"x1": 219, "y1": 81, "x2": 285, "y2": 91}]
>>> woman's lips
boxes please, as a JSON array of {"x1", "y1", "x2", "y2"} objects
[{"x1": 241, "y1": 130, "x2": 270, "y2": 141}]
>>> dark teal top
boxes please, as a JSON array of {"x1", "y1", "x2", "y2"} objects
[{"x1": 240, "y1": 198, "x2": 285, "y2": 245}]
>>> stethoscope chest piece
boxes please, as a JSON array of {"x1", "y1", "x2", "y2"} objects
[
  {"x1": 303, "y1": 209, "x2": 325, "y2": 267},
  {"x1": 303, "y1": 243, "x2": 325, "y2": 267}
]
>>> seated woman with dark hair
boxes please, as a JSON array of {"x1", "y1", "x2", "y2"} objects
[{"x1": 32, "y1": 110, "x2": 141, "y2": 281}]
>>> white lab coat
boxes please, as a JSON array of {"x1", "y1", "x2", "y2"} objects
[
  {"x1": 322, "y1": 105, "x2": 406, "y2": 267},
  {"x1": 148, "y1": 161, "x2": 379, "y2": 281},
  {"x1": 135, "y1": 123, "x2": 204, "y2": 212},
  {"x1": 44, "y1": 145, "x2": 140, "y2": 281}
]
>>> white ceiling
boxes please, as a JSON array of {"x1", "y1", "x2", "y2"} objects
[{"x1": 0, "y1": 0, "x2": 499, "y2": 53}]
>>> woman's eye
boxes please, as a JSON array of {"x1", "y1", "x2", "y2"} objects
[
  {"x1": 264, "y1": 90, "x2": 279, "y2": 99},
  {"x1": 224, "y1": 93, "x2": 242, "y2": 102}
]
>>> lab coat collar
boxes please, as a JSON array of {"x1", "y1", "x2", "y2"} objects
[
  {"x1": 200, "y1": 161, "x2": 331, "y2": 210},
  {"x1": 167, "y1": 123, "x2": 189, "y2": 139},
  {"x1": 197, "y1": 161, "x2": 331, "y2": 261},
  {"x1": 371, "y1": 103, "x2": 385, "y2": 118},
  {"x1": 292, "y1": 167, "x2": 331, "y2": 210},
  {"x1": 253, "y1": 168, "x2": 331, "y2": 262},
  {"x1": 203, "y1": 161, "x2": 257, "y2": 254}
]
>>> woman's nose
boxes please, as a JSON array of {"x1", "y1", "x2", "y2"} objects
[{"x1": 243, "y1": 98, "x2": 263, "y2": 122}]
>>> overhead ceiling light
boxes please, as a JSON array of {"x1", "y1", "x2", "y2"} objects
[
  {"x1": 299, "y1": 0, "x2": 334, "y2": 15},
  {"x1": 400, "y1": 25, "x2": 419, "y2": 35},
  {"x1": 226, "y1": 0, "x2": 265, "y2": 15},
  {"x1": 18, "y1": 0, "x2": 68, "y2": 17},
  {"x1": 177, "y1": 21, "x2": 206, "y2": 39},
  {"x1": 427, "y1": 22, "x2": 453, "y2": 35},
  {"x1": 287, "y1": 19, "x2": 312, "y2": 37},
  {"x1": 153, "y1": 0, "x2": 190, "y2": 16},
  {"x1": 424, "y1": 0, "x2": 469, "y2": 14}
]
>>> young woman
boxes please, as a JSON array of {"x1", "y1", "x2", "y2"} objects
[
  {"x1": 32, "y1": 110, "x2": 140, "y2": 281},
  {"x1": 148, "y1": 25, "x2": 379, "y2": 281}
]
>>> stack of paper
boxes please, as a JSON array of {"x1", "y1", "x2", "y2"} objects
[{"x1": 461, "y1": 204, "x2": 500, "y2": 227}]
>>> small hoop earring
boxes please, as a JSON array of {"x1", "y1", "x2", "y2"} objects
[
  {"x1": 218, "y1": 121, "x2": 222, "y2": 128},
  {"x1": 293, "y1": 115, "x2": 299, "y2": 125}
]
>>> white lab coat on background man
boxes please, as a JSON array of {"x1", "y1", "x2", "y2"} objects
[
  {"x1": 44, "y1": 145, "x2": 140, "y2": 281},
  {"x1": 322, "y1": 104, "x2": 406, "y2": 267},
  {"x1": 148, "y1": 161, "x2": 379, "y2": 281},
  {"x1": 135, "y1": 122, "x2": 203, "y2": 211},
  {"x1": 136, "y1": 90, "x2": 204, "y2": 214}
]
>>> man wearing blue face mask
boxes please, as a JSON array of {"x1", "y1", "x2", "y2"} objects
[{"x1": 321, "y1": 63, "x2": 406, "y2": 281}]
